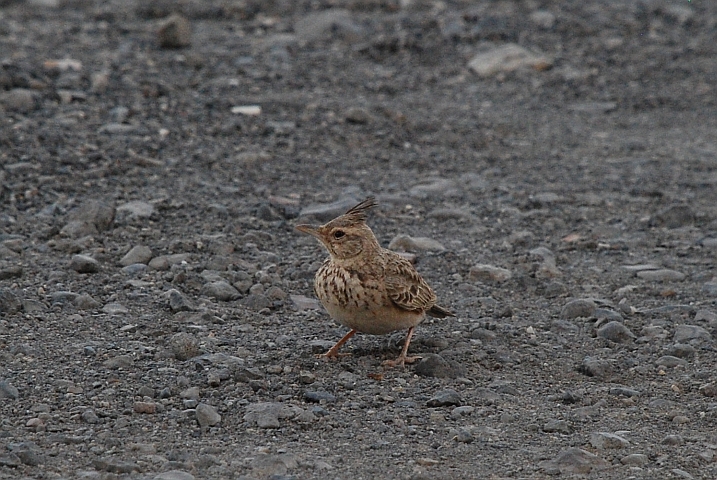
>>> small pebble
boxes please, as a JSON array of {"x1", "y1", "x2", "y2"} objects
[
  {"x1": 69, "y1": 200, "x2": 115, "y2": 232},
  {"x1": 134, "y1": 402, "x2": 157, "y2": 414},
  {"x1": 703, "y1": 281, "x2": 717, "y2": 295},
  {"x1": 650, "y1": 204, "x2": 695, "y2": 228},
  {"x1": 103, "y1": 355, "x2": 133, "y2": 369},
  {"x1": 138, "y1": 386, "x2": 155, "y2": 398},
  {"x1": 81, "y1": 409, "x2": 100, "y2": 424},
  {"x1": 453, "y1": 428, "x2": 474, "y2": 443},
  {"x1": 296, "y1": 409, "x2": 317, "y2": 423},
  {"x1": 25, "y1": 418, "x2": 44, "y2": 429},
  {"x1": 561, "y1": 299, "x2": 597, "y2": 319},
  {"x1": 102, "y1": 302, "x2": 128, "y2": 315},
  {"x1": 13, "y1": 445, "x2": 42, "y2": 466},
  {"x1": 195, "y1": 403, "x2": 221, "y2": 427},
  {"x1": 0, "y1": 289, "x2": 23, "y2": 314},
  {"x1": 543, "y1": 419, "x2": 572, "y2": 434},
  {"x1": 167, "y1": 289, "x2": 193, "y2": 312},
  {"x1": 590, "y1": 431, "x2": 629, "y2": 449},
  {"x1": 543, "y1": 280, "x2": 568, "y2": 298},
  {"x1": 414, "y1": 354, "x2": 464, "y2": 379},
  {"x1": 469, "y1": 264, "x2": 512, "y2": 283},
  {"x1": 538, "y1": 447, "x2": 608, "y2": 475},
  {"x1": 180, "y1": 386, "x2": 200, "y2": 401},
  {"x1": 662, "y1": 434, "x2": 684, "y2": 445},
  {"x1": 116, "y1": 201, "x2": 155, "y2": 221},
  {"x1": 597, "y1": 321, "x2": 635, "y2": 343},
  {"x1": 201, "y1": 281, "x2": 239, "y2": 301},
  {"x1": 0, "y1": 265, "x2": 23, "y2": 281},
  {"x1": 345, "y1": 107, "x2": 372, "y2": 124},
  {"x1": 149, "y1": 254, "x2": 190, "y2": 270},
  {"x1": 672, "y1": 415, "x2": 689, "y2": 424},
  {"x1": 290, "y1": 294, "x2": 320, "y2": 310},
  {"x1": 388, "y1": 234, "x2": 445, "y2": 252},
  {"x1": 666, "y1": 343, "x2": 696, "y2": 359},
  {"x1": 244, "y1": 402, "x2": 298, "y2": 429},
  {"x1": 636, "y1": 269, "x2": 686, "y2": 282},
  {"x1": 620, "y1": 454, "x2": 648, "y2": 466},
  {"x1": 0, "y1": 453, "x2": 21, "y2": 468},
  {"x1": 450, "y1": 406, "x2": 475, "y2": 420},
  {"x1": 699, "y1": 382, "x2": 717, "y2": 397},
  {"x1": 70, "y1": 254, "x2": 100, "y2": 273},
  {"x1": 0, "y1": 88, "x2": 38, "y2": 112},
  {"x1": 158, "y1": 13, "x2": 192, "y2": 49},
  {"x1": 655, "y1": 355, "x2": 688, "y2": 368},
  {"x1": 580, "y1": 357, "x2": 613, "y2": 379},
  {"x1": 265, "y1": 286, "x2": 287, "y2": 301},
  {"x1": 231, "y1": 105, "x2": 261, "y2": 116},
  {"x1": 0, "y1": 380, "x2": 20, "y2": 400},
  {"x1": 594, "y1": 308, "x2": 624, "y2": 321},
  {"x1": 242, "y1": 294, "x2": 272, "y2": 310},
  {"x1": 674, "y1": 324, "x2": 711, "y2": 343},
  {"x1": 122, "y1": 263, "x2": 148, "y2": 275},
  {"x1": 671, "y1": 469, "x2": 694, "y2": 480},
  {"x1": 609, "y1": 387, "x2": 641, "y2": 397},
  {"x1": 74, "y1": 294, "x2": 100, "y2": 310},
  {"x1": 426, "y1": 389, "x2": 462, "y2": 407},
  {"x1": 468, "y1": 43, "x2": 553, "y2": 77},
  {"x1": 304, "y1": 391, "x2": 336, "y2": 403},
  {"x1": 120, "y1": 245, "x2": 153, "y2": 266}
]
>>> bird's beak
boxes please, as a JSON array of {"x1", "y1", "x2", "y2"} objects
[{"x1": 295, "y1": 224, "x2": 321, "y2": 239}]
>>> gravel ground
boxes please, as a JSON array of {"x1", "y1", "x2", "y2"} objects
[{"x1": 1, "y1": 0, "x2": 717, "y2": 479}]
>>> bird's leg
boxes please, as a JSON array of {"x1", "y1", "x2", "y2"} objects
[
  {"x1": 383, "y1": 327, "x2": 420, "y2": 368},
  {"x1": 319, "y1": 329, "x2": 357, "y2": 359}
]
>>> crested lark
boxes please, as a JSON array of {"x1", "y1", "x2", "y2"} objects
[{"x1": 296, "y1": 197, "x2": 454, "y2": 367}]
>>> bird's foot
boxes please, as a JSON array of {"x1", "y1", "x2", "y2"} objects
[
  {"x1": 316, "y1": 329, "x2": 357, "y2": 361},
  {"x1": 382, "y1": 355, "x2": 421, "y2": 368},
  {"x1": 317, "y1": 351, "x2": 352, "y2": 360}
]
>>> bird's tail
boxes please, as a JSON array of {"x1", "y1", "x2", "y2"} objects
[{"x1": 427, "y1": 304, "x2": 455, "y2": 318}]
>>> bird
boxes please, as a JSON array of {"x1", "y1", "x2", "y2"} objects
[{"x1": 295, "y1": 197, "x2": 454, "y2": 367}]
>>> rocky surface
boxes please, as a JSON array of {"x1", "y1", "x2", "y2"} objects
[{"x1": 1, "y1": 0, "x2": 717, "y2": 479}]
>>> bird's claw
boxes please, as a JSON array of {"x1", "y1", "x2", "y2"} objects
[
  {"x1": 317, "y1": 352, "x2": 352, "y2": 360},
  {"x1": 382, "y1": 355, "x2": 421, "y2": 368}
]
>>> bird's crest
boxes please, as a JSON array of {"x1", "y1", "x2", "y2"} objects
[{"x1": 340, "y1": 197, "x2": 377, "y2": 225}]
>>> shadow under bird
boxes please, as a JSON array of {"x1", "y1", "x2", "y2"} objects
[{"x1": 295, "y1": 197, "x2": 454, "y2": 367}]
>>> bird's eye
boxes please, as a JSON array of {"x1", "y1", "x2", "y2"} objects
[{"x1": 333, "y1": 230, "x2": 345, "y2": 239}]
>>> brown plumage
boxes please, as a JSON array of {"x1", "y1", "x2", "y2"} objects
[{"x1": 296, "y1": 197, "x2": 454, "y2": 367}]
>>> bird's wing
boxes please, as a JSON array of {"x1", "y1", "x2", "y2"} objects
[{"x1": 384, "y1": 253, "x2": 437, "y2": 313}]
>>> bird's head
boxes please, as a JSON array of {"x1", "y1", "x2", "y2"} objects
[{"x1": 296, "y1": 197, "x2": 380, "y2": 261}]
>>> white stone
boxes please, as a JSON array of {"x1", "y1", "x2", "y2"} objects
[{"x1": 468, "y1": 44, "x2": 552, "y2": 77}]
